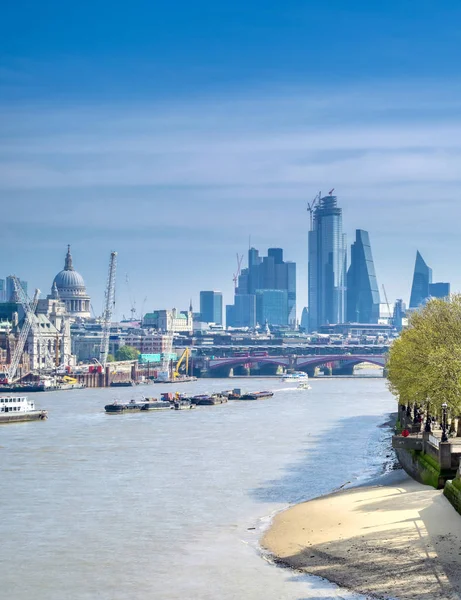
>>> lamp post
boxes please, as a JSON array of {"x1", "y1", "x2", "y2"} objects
[{"x1": 441, "y1": 402, "x2": 448, "y2": 443}]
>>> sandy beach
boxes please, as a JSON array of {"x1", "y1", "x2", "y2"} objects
[{"x1": 262, "y1": 473, "x2": 461, "y2": 600}]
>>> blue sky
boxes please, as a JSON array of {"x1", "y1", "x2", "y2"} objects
[{"x1": 1, "y1": 1, "x2": 461, "y2": 319}]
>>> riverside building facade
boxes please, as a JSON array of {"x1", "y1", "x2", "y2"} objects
[{"x1": 308, "y1": 194, "x2": 347, "y2": 332}]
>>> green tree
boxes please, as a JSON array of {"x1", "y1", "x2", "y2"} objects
[
  {"x1": 387, "y1": 295, "x2": 461, "y2": 418},
  {"x1": 115, "y1": 346, "x2": 140, "y2": 361},
  {"x1": 106, "y1": 354, "x2": 115, "y2": 363}
]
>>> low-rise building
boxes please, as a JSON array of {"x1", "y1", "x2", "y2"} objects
[{"x1": 143, "y1": 309, "x2": 193, "y2": 333}]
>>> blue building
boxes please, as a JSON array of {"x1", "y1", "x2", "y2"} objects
[
  {"x1": 409, "y1": 251, "x2": 432, "y2": 309},
  {"x1": 227, "y1": 246, "x2": 296, "y2": 328},
  {"x1": 199, "y1": 291, "x2": 223, "y2": 325},
  {"x1": 409, "y1": 252, "x2": 449, "y2": 308},
  {"x1": 346, "y1": 230, "x2": 380, "y2": 323},
  {"x1": 226, "y1": 294, "x2": 256, "y2": 328},
  {"x1": 428, "y1": 282, "x2": 450, "y2": 299},
  {"x1": 308, "y1": 194, "x2": 347, "y2": 331},
  {"x1": 255, "y1": 289, "x2": 288, "y2": 326}
]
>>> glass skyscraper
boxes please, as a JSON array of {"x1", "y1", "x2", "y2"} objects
[
  {"x1": 226, "y1": 246, "x2": 296, "y2": 327},
  {"x1": 346, "y1": 230, "x2": 380, "y2": 323},
  {"x1": 409, "y1": 251, "x2": 449, "y2": 308},
  {"x1": 199, "y1": 291, "x2": 223, "y2": 324},
  {"x1": 409, "y1": 251, "x2": 432, "y2": 309},
  {"x1": 255, "y1": 289, "x2": 288, "y2": 326},
  {"x1": 308, "y1": 195, "x2": 347, "y2": 331}
]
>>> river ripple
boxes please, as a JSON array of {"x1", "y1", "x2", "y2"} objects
[{"x1": 0, "y1": 377, "x2": 394, "y2": 599}]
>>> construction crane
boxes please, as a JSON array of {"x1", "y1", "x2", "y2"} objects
[
  {"x1": 174, "y1": 348, "x2": 189, "y2": 378},
  {"x1": 382, "y1": 284, "x2": 393, "y2": 325},
  {"x1": 99, "y1": 251, "x2": 118, "y2": 367},
  {"x1": 233, "y1": 253, "x2": 244, "y2": 290},
  {"x1": 307, "y1": 191, "x2": 321, "y2": 230},
  {"x1": 3, "y1": 279, "x2": 40, "y2": 383},
  {"x1": 13, "y1": 277, "x2": 56, "y2": 373}
]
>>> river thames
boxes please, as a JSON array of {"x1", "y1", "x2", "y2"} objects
[{"x1": 0, "y1": 377, "x2": 395, "y2": 599}]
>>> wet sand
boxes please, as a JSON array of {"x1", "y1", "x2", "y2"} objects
[{"x1": 262, "y1": 474, "x2": 461, "y2": 600}]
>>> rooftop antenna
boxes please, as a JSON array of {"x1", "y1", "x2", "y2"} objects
[{"x1": 329, "y1": 188, "x2": 335, "y2": 195}]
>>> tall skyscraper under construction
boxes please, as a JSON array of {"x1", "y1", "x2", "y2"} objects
[{"x1": 308, "y1": 193, "x2": 347, "y2": 331}]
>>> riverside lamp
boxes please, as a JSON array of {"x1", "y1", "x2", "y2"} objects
[{"x1": 441, "y1": 403, "x2": 448, "y2": 443}]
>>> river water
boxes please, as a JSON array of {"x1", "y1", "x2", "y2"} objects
[{"x1": 0, "y1": 377, "x2": 395, "y2": 600}]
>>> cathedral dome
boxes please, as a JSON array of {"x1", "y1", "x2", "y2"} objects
[
  {"x1": 53, "y1": 269, "x2": 86, "y2": 290},
  {"x1": 52, "y1": 246, "x2": 91, "y2": 319}
]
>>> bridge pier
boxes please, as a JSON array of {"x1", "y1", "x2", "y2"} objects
[{"x1": 332, "y1": 362, "x2": 355, "y2": 376}]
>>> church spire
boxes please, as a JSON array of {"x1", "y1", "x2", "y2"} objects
[{"x1": 65, "y1": 245, "x2": 74, "y2": 271}]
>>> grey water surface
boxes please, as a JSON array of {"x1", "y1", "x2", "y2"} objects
[{"x1": 0, "y1": 377, "x2": 395, "y2": 600}]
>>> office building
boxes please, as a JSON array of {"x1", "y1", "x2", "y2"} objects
[
  {"x1": 409, "y1": 251, "x2": 432, "y2": 309},
  {"x1": 5, "y1": 276, "x2": 28, "y2": 302},
  {"x1": 199, "y1": 291, "x2": 223, "y2": 325},
  {"x1": 346, "y1": 230, "x2": 380, "y2": 323},
  {"x1": 256, "y1": 289, "x2": 288, "y2": 326},
  {"x1": 409, "y1": 251, "x2": 449, "y2": 308},
  {"x1": 308, "y1": 194, "x2": 347, "y2": 331},
  {"x1": 142, "y1": 308, "x2": 193, "y2": 333},
  {"x1": 227, "y1": 246, "x2": 296, "y2": 327},
  {"x1": 0, "y1": 279, "x2": 5, "y2": 302},
  {"x1": 428, "y1": 282, "x2": 450, "y2": 299},
  {"x1": 226, "y1": 294, "x2": 256, "y2": 328}
]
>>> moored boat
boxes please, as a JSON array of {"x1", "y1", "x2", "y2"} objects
[{"x1": 0, "y1": 395, "x2": 48, "y2": 423}]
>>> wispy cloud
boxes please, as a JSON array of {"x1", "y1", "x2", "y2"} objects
[{"x1": 1, "y1": 81, "x2": 461, "y2": 310}]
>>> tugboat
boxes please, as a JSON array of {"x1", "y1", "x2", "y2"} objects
[
  {"x1": 0, "y1": 395, "x2": 48, "y2": 423},
  {"x1": 104, "y1": 398, "x2": 171, "y2": 413}
]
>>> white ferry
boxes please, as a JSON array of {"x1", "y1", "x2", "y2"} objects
[
  {"x1": 0, "y1": 396, "x2": 48, "y2": 423},
  {"x1": 281, "y1": 371, "x2": 309, "y2": 382}
]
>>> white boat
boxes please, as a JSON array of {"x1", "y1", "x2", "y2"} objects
[
  {"x1": 0, "y1": 395, "x2": 48, "y2": 423},
  {"x1": 281, "y1": 371, "x2": 309, "y2": 382},
  {"x1": 297, "y1": 382, "x2": 312, "y2": 390}
]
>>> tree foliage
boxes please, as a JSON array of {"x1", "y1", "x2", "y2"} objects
[
  {"x1": 115, "y1": 346, "x2": 140, "y2": 361},
  {"x1": 106, "y1": 354, "x2": 115, "y2": 363},
  {"x1": 387, "y1": 295, "x2": 461, "y2": 416}
]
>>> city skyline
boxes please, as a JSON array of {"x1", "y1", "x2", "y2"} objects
[{"x1": 2, "y1": 3, "x2": 461, "y2": 317}]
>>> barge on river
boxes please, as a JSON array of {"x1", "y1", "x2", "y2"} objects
[
  {"x1": 0, "y1": 396, "x2": 48, "y2": 423},
  {"x1": 105, "y1": 398, "x2": 171, "y2": 413}
]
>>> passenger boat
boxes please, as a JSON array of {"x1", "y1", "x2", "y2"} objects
[
  {"x1": 104, "y1": 398, "x2": 171, "y2": 413},
  {"x1": 238, "y1": 391, "x2": 274, "y2": 400},
  {"x1": 281, "y1": 371, "x2": 309, "y2": 382},
  {"x1": 0, "y1": 395, "x2": 48, "y2": 423}
]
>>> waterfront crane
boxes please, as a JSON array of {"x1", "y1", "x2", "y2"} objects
[
  {"x1": 4, "y1": 279, "x2": 40, "y2": 383},
  {"x1": 99, "y1": 251, "x2": 118, "y2": 367}
]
